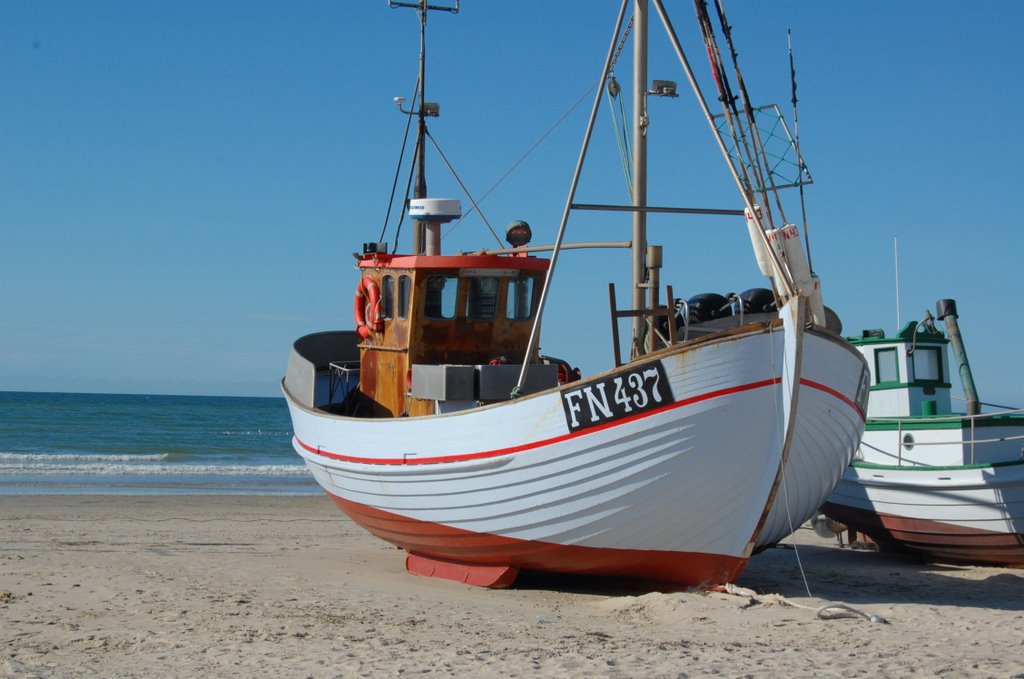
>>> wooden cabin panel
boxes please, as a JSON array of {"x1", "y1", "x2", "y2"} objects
[
  {"x1": 359, "y1": 348, "x2": 408, "y2": 417},
  {"x1": 407, "y1": 397, "x2": 435, "y2": 418},
  {"x1": 411, "y1": 319, "x2": 538, "y2": 366}
]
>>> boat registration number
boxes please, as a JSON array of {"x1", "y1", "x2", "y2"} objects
[{"x1": 561, "y1": 362, "x2": 674, "y2": 433}]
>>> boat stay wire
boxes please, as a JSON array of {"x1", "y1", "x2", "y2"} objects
[
  {"x1": 424, "y1": 129, "x2": 503, "y2": 247},
  {"x1": 712, "y1": 0, "x2": 782, "y2": 222},
  {"x1": 653, "y1": 0, "x2": 795, "y2": 295},
  {"x1": 709, "y1": 0, "x2": 786, "y2": 230},
  {"x1": 441, "y1": 81, "x2": 598, "y2": 240},
  {"x1": 379, "y1": 77, "x2": 420, "y2": 248},
  {"x1": 607, "y1": 77, "x2": 634, "y2": 198},
  {"x1": 389, "y1": 112, "x2": 424, "y2": 256},
  {"x1": 514, "y1": 0, "x2": 630, "y2": 398},
  {"x1": 714, "y1": 0, "x2": 792, "y2": 230},
  {"x1": 693, "y1": 1, "x2": 758, "y2": 218},
  {"x1": 606, "y1": 15, "x2": 635, "y2": 198}
]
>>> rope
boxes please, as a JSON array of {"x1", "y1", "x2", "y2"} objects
[
  {"x1": 710, "y1": 581, "x2": 888, "y2": 624},
  {"x1": 606, "y1": 76, "x2": 634, "y2": 198}
]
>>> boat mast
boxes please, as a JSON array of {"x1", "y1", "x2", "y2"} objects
[
  {"x1": 631, "y1": 0, "x2": 649, "y2": 354},
  {"x1": 389, "y1": 0, "x2": 459, "y2": 254}
]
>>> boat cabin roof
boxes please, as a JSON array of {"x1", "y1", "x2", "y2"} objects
[
  {"x1": 357, "y1": 252, "x2": 550, "y2": 273},
  {"x1": 848, "y1": 320, "x2": 948, "y2": 347}
]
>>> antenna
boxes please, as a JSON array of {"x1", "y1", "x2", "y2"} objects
[{"x1": 894, "y1": 235, "x2": 901, "y2": 329}]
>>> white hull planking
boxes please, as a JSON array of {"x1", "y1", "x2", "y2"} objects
[
  {"x1": 287, "y1": 319, "x2": 866, "y2": 572},
  {"x1": 755, "y1": 330, "x2": 867, "y2": 547}
]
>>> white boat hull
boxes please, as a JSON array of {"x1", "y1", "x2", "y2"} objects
[
  {"x1": 285, "y1": 316, "x2": 866, "y2": 587},
  {"x1": 823, "y1": 458, "x2": 1024, "y2": 565},
  {"x1": 754, "y1": 339, "x2": 868, "y2": 548}
]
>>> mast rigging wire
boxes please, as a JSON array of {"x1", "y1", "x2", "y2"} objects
[
  {"x1": 514, "y1": 0, "x2": 630, "y2": 397},
  {"x1": 693, "y1": 0, "x2": 761, "y2": 221},
  {"x1": 442, "y1": 83, "x2": 597, "y2": 239},
  {"x1": 424, "y1": 129, "x2": 503, "y2": 247},
  {"x1": 713, "y1": 0, "x2": 787, "y2": 227},
  {"x1": 380, "y1": 77, "x2": 421, "y2": 247},
  {"x1": 607, "y1": 76, "x2": 634, "y2": 198}
]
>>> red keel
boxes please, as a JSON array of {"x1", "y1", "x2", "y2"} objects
[{"x1": 406, "y1": 552, "x2": 519, "y2": 588}]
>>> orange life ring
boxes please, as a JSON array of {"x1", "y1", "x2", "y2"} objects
[{"x1": 353, "y1": 277, "x2": 383, "y2": 339}]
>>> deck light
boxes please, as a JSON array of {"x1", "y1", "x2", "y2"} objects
[
  {"x1": 649, "y1": 80, "x2": 678, "y2": 97},
  {"x1": 505, "y1": 220, "x2": 532, "y2": 247}
]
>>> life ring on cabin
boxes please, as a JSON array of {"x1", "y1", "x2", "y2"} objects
[{"x1": 354, "y1": 277, "x2": 383, "y2": 339}]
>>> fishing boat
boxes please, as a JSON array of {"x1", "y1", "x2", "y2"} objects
[
  {"x1": 282, "y1": 0, "x2": 868, "y2": 589},
  {"x1": 822, "y1": 299, "x2": 1024, "y2": 565}
]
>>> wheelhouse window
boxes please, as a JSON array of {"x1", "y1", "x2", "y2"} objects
[
  {"x1": 424, "y1": 274, "x2": 459, "y2": 320},
  {"x1": 912, "y1": 347, "x2": 942, "y2": 382},
  {"x1": 467, "y1": 277, "x2": 499, "y2": 320},
  {"x1": 398, "y1": 275, "x2": 411, "y2": 320},
  {"x1": 380, "y1": 275, "x2": 394, "y2": 320},
  {"x1": 875, "y1": 347, "x2": 899, "y2": 385},
  {"x1": 506, "y1": 275, "x2": 536, "y2": 321}
]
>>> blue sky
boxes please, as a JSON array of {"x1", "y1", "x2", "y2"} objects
[{"x1": 2, "y1": 1, "x2": 1022, "y2": 406}]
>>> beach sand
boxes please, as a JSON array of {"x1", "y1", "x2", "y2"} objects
[{"x1": 2, "y1": 496, "x2": 1023, "y2": 678}]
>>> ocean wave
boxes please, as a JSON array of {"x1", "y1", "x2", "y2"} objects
[
  {"x1": 0, "y1": 462, "x2": 310, "y2": 477},
  {"x1": 0, "y1": 452, "x2": 172, "y2": 463},
  {"x1": 220, "y1": 430, "x2": 292, "y2": 436}
]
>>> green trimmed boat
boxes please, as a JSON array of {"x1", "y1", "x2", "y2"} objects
[{"x1": 822, "y1": 299, "x2": 1024, "y2": 565}]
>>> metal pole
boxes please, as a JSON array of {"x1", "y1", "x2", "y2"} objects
[
  {"x1": 894, "y1": 236, "x2": 901, "y2": 329},
  {"x1": 413, "y1": 4, "x2": 430, "y2": 255},
  {"x1": 937, "y1": 298, "x2": 980, "y2": 416},
  {"x1": 514, "y1": 0, "x2": 630, "y2": 396},
  {"x1": 631, "y1": 0, "x2": 649, "y2": 355}
]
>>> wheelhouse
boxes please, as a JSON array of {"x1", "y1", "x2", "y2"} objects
[{"x1": 355, "y1": 252, "x2": 551, "y2": 417}]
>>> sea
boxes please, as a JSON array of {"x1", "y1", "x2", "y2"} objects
[{"x1": 0, "y1": 391, "x2": 318, "y2": 496}]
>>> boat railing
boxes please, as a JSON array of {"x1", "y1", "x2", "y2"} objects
[
  {"x1": 729, "y1": 295, "x2": 744, "y2": 326},
  {"x1": 607, "y1": 283, "x2": 678, "y2": 366},
  {"x1": 868, "y1": 408, "x2": 1024, "y2": 465},
  {"x1": 676, "y1": 298, "x2": 690, "y2": 343},
  {"x1": 328, "y1": 361, "x2": 361, "y2": 408}
]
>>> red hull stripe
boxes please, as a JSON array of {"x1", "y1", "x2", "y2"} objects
[
  {"x1": 802, "y1": 378, "x2": 865, "y2": 421},
  {"x1": 822, "y1": 502, "x2": 1024, "y2": 566},
  {"x1": 297, "y1": 375, "x2": 860, "y2": 466},
  {"x1": 295, "y1": 377, "x2": 779, "y2": 465},
  {"x1": 329, "y1": 492, "x2": 748, "y2": 587}
]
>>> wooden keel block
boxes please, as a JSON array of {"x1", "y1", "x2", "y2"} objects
[{"x1": 405, "y1": 552, "x2": 519, "y2": 588}]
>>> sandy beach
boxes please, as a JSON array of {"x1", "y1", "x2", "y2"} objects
[{"x1": 2, "y1": 495, "x2": 1022, "y2": 678}]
